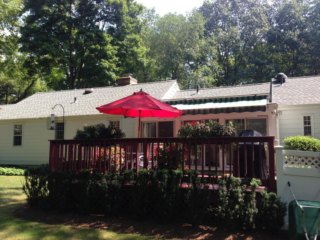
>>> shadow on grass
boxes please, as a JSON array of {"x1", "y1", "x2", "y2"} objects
[{"x1": 13, "y1": 205, "x2": 289, "y2": 240}]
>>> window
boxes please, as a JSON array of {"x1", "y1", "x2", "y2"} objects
[
  {"x1": 109, "y1": 120, "x2": 120, "y2": 128},
  {"x1": 226, "y1": 119, "x2": 245, "y2": 136},
  {"x1": 142, "y1": 121, "x2": 173, "y2": 137},
  {"x1": 158, "y1": 122, "x2": 173, "y2": 137},
  {"x1": 184, "y1": 120, "x2": 201, "y2": 126},
  {"x1": 143, "y1": 122, "x2": 156, "y2": 137},
  {"x1": 55, "y1": 122, "x2": 64, "y2": 140},
  {"x1": 246, "y1": 119, "x2": 267, "y2": 136},
  {"x1": 303, "y1": 116, "x2": 312, "y2": 136},
  {"x1": 13, "y1": 125, "x2": 22, "y2": 146},
  {"x1": 226, "y1": 118, "x2": 267, "y2": 136}
]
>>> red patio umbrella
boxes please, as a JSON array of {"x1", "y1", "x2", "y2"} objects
[{"x1": 96, "y1": 89, "x2": 183, "y2": 130}]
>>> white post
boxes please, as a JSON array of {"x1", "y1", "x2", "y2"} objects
[
  {"x1": 274, "y1": 145, "x2": 289, "y2": 229},
  {"x1": 275, "y1": 145, "x2": 284, "y2": 195}
]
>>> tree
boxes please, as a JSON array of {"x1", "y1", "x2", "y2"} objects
[
  {"x1": 19, "y1": 0, "x2": 145, "y2": 90},
  {"x1": 199, "y1": 0, "x2": 271, "y2": 85},
  {"x1": 299, "y1": 0, "x2": 320, "y2": 75},
  {"x1": 0, "y1": 0, "x2": 48, "y2": 104},
  {"x1": 267, "y1": 0, "x2": 309, "y2": 77},
  {"x1": 138, "y1": 11, "x2": 212, "y2": 88}
]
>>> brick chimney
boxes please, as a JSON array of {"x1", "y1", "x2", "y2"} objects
[{"x1": 117, "y1": 74, "x2": 138, "y2": 86}]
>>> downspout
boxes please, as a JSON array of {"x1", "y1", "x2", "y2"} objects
[{"x1": 269, "y1": 78, "x2": 273, "y2": 103}]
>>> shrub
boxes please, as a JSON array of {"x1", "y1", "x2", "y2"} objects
[
  {"x1": 22, "y1": 165, "x2": 51, "y2": 207},
  {"x1": 74, "y1": 123, "x2": 125, "y2": 140},
  {"x1": 155, "y1": 143, "x2": 189, "y2": 170},
  {"x1": 284, "y1": 136, "x2": 320, "y2": 151},
  {"x1": 0, "y1": 167, "x2": 25, "y2": 175},
  {"x1": 256, "y1": 191, "x2": 287, "y2": 232},
  {"x1": 184, "y1": 171, "x2": 210, "y2": 227},
  {"x1": 178, "y1": 120, "x2": 236, "y2": 138}
]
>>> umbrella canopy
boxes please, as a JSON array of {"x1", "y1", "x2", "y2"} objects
[{"x1": 96, "y1": 90, "x2": 183, "y2": 129}]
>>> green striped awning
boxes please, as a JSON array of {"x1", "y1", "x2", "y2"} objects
[{"x1": 166, "y1": 95, "x2": 268, "y2": 115}]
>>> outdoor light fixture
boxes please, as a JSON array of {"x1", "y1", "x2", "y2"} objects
[
  {"x1": 51, "y1": 103, "x2": 65, "y2": 130},
  {"x1": 50, "y1": 114, "x2": 55, "y2": 130}
]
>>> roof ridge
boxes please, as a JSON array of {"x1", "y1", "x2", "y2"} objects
[
  {"x1": 178, "y1": 82, "x2": 270, "y2": 92},
  {"x1": 32, "y1": 80, "x2": 177, "y2": 95},
  {"x1": 287, "y1": 75, "x2": 320, "y2": 79}
]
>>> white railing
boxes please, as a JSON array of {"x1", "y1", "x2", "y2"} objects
[{"x1": 275, "y1": 146, "x2": 320, "y2": 230}]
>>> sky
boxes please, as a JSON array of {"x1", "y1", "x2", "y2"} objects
[{"x1": 135, "y1": 0, "x2": 205, "y2": 16}]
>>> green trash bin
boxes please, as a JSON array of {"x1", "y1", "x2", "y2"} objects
[{"x1": 289, "y1": 200, "x2": 320, "y2": 240}]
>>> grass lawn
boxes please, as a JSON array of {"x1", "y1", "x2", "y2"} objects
[{"x1": 0, "y1": 176, "x2": 156, "y2": 240}]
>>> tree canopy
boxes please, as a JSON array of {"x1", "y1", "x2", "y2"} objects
[
  {"x1": 1, "y1": 0, "x2": 320, "y2": 102},
  {"x1": 19, "y1": 0, "x2": 145, "y2": 90}
]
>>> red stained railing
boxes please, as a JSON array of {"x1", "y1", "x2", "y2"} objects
[{"x1": 49, "y1": 136, "x2": 276, "y2": 191}]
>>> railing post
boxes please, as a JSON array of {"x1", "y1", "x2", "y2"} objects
[
  {"x1": 49, "y1": 141, "x2": 55, "y2": 171},
  {"x1": 275, "y1": 145, "x2": 285, "y2": 196},
  {"x1": 267, "y1": 138, "x2": 276, "y2": 192}
]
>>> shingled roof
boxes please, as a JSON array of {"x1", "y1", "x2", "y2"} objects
[
  {"x1": 0, "y1": 80, "x2": 179, "y2": 120},
  {"x1": 1, "y1": 75, "x2": 319, "y2": 120},
  {"x1": 271, "y1": 75, "x2": 320, "y2": 106},
  {"x1": 170, "y1": 82, "x2": 270, "y2": 100}
]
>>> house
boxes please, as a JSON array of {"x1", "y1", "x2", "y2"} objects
[
  {"x1": 0, "y1": 77, "x2": 179, "y2": 165},
  {"x1": 0, "y1": 73, "x2": 319, "y2": 166},
  {"x1": 272, "y1": 74, "x2": 320, "y2": 143}
]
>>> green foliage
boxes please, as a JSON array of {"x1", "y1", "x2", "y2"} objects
[
  {"x1": 74, "y1": 123, "x2": 125, "y2": 140},
  {"x1": 0, "y1": 167, "x2": 25, "y2": 175},
  {"x1": 22, "y1": 165, "x2": 51, "y2": 207},
  {"x1": 155, "y1": 143, "x2": 189, "y2": 170},
  {"x1": 284, "y1": 136, "x2": 320, "y2": 152},
  {"x1": 256, "y1": 191, "x2": 287, "y2": 232},
  {"x1": 23, "y1": 169, "x2": 286, "y2": 231},
  {"x1": 215, "y1": 176, "x2": 262, "y2": 230},
  {"x1": 178, "y1": 120, "x2": 236, "y2": 138},
  {"x1": 184, "y1": 171, "x2": 210, "y2": 227},
  {"x1": 19, "y1": 0, "x2": 145, "y2": 90}
]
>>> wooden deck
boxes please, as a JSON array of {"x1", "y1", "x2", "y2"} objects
[{"x1": 49, "y1": 136, "x2": 276, "y2": 192}]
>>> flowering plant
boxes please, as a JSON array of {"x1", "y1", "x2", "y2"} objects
[
  {"x1": 178, "y1": 120, "x2": 236, "y2": 138},
  {"x1": 154, "y1": 143, "x2": 189, "y2": 170},
  {"x1": 96, "y1": 145, "x2": 125, "y2": 171},
  {"x1": 74, "y1": 123, "x2": 125, "y2": 140}
]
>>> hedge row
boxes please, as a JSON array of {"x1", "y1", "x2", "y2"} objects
[{"x1": 22, "y1": 166, "x2": 286, "y2": 231}]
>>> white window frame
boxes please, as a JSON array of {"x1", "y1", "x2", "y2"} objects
[
  {"x1": 13, "y1": 124, "x2": 23, "y2": 146},
  {"x1": 301, "y1": 114, "x2": 314, "y2": 137}
]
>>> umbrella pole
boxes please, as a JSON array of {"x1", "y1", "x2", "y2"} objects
[{"x1": 138, "y1": 111, "x2": 141, "y2": 133}]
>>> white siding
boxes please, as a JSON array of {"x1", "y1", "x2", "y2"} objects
[
  {"x1": 278, "y1": 104, "x2": 320, "y2": 143},
  {"x1": 0, "y1": 119, "x2": 54, "y2": 165},
  {"x1": 0, "y1": 115, "x2": 136, "y2": 166}
]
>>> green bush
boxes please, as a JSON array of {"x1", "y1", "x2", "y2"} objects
[
  {"x1": 178, "y1": 120, "x2": 236, "y2": 138},
  {"x1": 284, "y1": 136, "x2": 320, "y2": 151},
  {"x1": 74, "y1": 123, "x2": 125, "y2": 140},
  {"x1": 256, "y1": 191, "x2": 287, "y2": 232},
  {"x1": 215, "y1": 176, "x2": 257, "y2": 230},
  {"x1": 22, "y1": 169, "x2": 286, "y2": 232},
  {"x1": 184, "y1": 171, "x2": 210, "y2": 227},
  {"x1": 22, "y1": 165, "x2": 51, "y2": 207},
  {"x1": 0, "y1": 167, "x2": 25, "y2": 175}
]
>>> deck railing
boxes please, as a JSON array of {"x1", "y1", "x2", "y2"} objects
[{"x1": 49, "y1": 136, "x2": 276, "y2": 191}]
